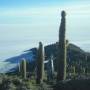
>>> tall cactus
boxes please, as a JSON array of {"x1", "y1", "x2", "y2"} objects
[
  {"x1": 36, "y1": 42, "x2": 44, "y2": 84},
  {"x1": 57, "y1": 11, "x2": 67, "y2": 81},
  {"x1": 20, "y1": 58, "x2": 27, "y2": 79}
]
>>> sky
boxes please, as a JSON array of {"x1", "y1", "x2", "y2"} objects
[{"x1": 0, "y1": 0, "x2": 90, "y2": 61}]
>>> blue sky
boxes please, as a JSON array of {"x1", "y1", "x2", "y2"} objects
[
  {"x1": 0, "y1": 0, "x2": 90, "y2": 8},
  {"x1": 0, "y1": 0, "x2": 90, "y2": 61},
  {"x1": 0, "y1": 0, "x2": 76, "y2": 7},
  {"x1": 0, "y1": 0, "x2": 65, "y2": 8}
]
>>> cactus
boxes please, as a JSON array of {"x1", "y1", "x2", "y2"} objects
[
  {"x1": 47, "y1": 55, "x2": 54, "y2": 81},
  {"x1": 83, "y1": 67, "x2": 85, "y2": 74},
  {"x1": 72, "y1": 66, "x2": 76, "y2": 76},
  {"x1": 20, "y1": 58, "x2": 27, "y2": 79},
  {"x1": 66, "y1": 40, "x2": 69, "y2": 47},
  {"x1": 18, "y1": 62, "x2": 20, "y2": 73},
  {"x1": 36, "y1": 42, "x2": 45, "y2": 84},
  {"x1": 57, "y1": 10, "x2": 67, "y2": 81}
]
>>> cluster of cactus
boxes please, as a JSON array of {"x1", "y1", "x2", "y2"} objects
[
  {"x1": 57, "y1": 10, "x2": 67, "y2": 81},
  {"x1": 36, "y1": 42, "x2": 45, "y2": 84},
  {"x1": 18, "y1": 10, "x2": 67, "y2": 82},
  {"x1": 19, "y1": 58, "x2": 27, "y2": 79}
]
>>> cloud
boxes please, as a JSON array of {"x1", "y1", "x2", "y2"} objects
[
  {"x1": 0, "y1": 3, "x2": 90, "y2": 17},
  {"x1": 0, "y1": 3, "x2": 90, "y2": 25},
  {"x1": 0, "y1": 2, "x2": 90, "y2": 52}
]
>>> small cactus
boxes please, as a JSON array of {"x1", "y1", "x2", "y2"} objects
[
  {"x1": 18, "y1": 62, "x2": 20, "y2": 73},
  {"x1": 20, "y1": 58, "x2": 27, "y2": 79},
  {"x1": 72, "y1": 66, "x2": 76, "y2": 76}
]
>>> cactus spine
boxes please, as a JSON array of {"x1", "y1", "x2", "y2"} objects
[
  {"x1": 36, "y1": 42, "x2": 44, "y2": 84},
  {"x1": 57, "y1": 11, "x2": 67, "y2": 81},
  {"x1": 20, "y1": 58, "x2": 27, "y2": 79}
]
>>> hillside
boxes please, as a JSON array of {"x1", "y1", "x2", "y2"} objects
[{"x1": 2, "y1": 42, "x2": 89, "y2": 73}]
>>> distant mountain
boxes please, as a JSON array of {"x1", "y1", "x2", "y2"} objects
[
  {"x1": 1, "y1": 43, "x2": 89, "y2": 73},
  {"x1": 3, "y1": 49, "x2": 37, "y2": 73}
]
